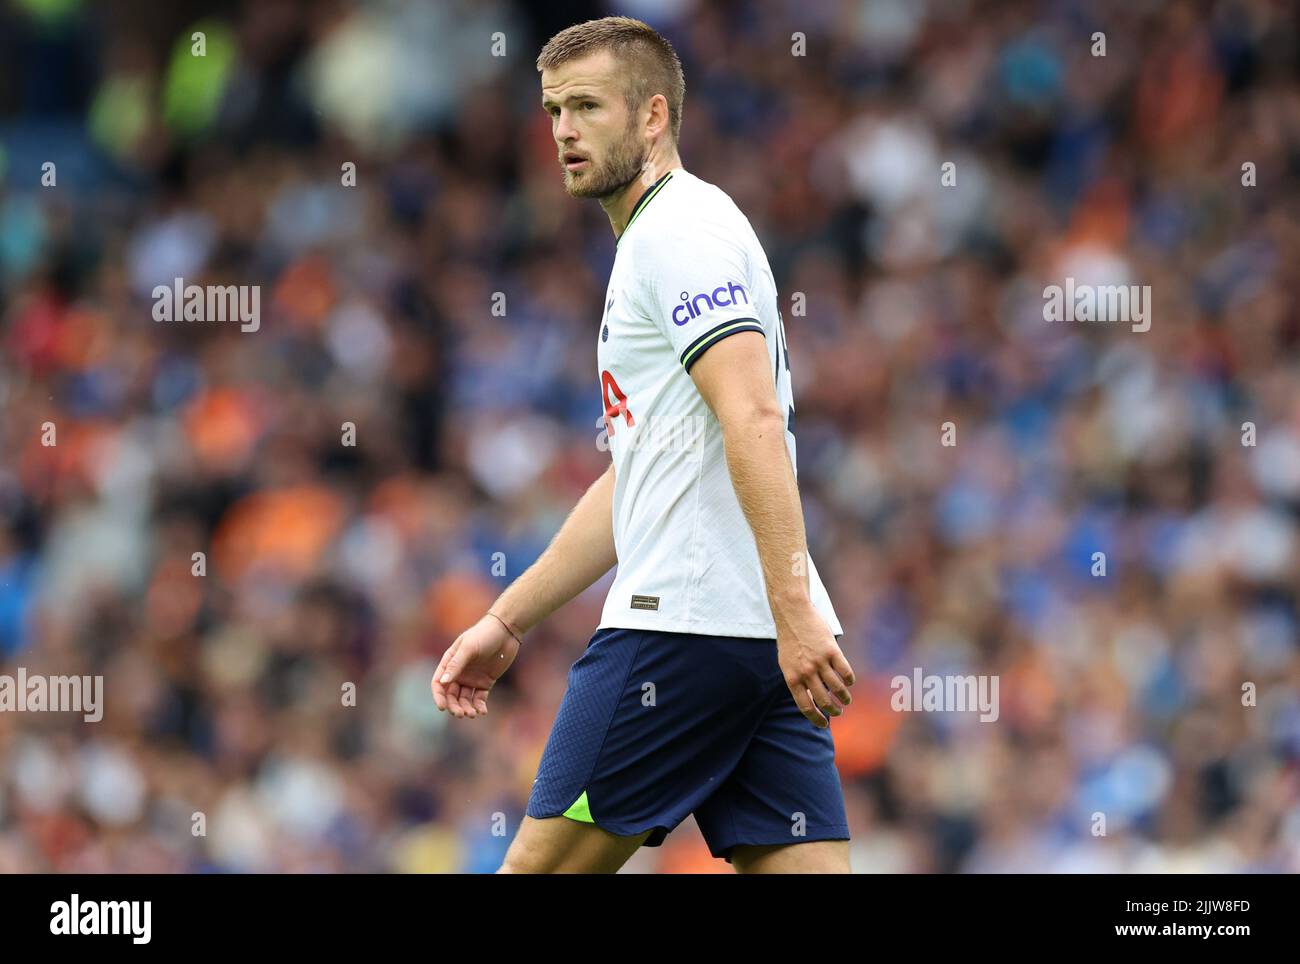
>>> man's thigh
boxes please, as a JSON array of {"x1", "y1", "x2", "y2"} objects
[
  {"x1": 730, "y1": 839, "x2": 852, "y2": 874},
  {"x1": 498, "y1": 815, "x2": 650, "y2": 874}
]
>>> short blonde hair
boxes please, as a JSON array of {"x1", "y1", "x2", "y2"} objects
[{"x1": 536, "y1": 16, "x2": 685, "y2": 143}]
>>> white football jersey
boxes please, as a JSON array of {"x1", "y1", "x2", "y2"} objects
[{"x1": 594, "y1": 168, "x2": 842, "y2": 639}]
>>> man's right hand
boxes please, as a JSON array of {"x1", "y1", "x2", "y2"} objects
[
  {"x1": 431, "y1": 613, "x2": 521, "y2": 720},
  {"x1": 776, "y1": 598, "x2": 854, "y2": 729}
]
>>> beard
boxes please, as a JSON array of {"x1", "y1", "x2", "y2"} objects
[{"x1": 562, "y1": 123, "x2": 648, "y2": 199}]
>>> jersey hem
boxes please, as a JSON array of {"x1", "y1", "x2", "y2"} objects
[{"x1": 596, "y1": 614, "x2": 844, "y2": 640}]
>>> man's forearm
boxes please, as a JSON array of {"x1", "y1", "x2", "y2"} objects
[
  {"x1": 719, "y1": 411, "x2": 813, "y2": 628},
  {"x1": 489, "y1": 464, "x2": 618, "y2": 636}
]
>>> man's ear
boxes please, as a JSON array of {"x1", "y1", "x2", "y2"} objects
[{"x1": 647, "y1": 93, "x2": 670, "y2": 139}]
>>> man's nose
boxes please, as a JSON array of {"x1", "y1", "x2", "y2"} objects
[{"x1": 554, "y1": 110, "x2": 578, "y2": 144}]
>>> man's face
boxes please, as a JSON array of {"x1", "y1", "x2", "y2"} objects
[{"x1": 541, "y1": 50, "x2": 647, "y2": 199}]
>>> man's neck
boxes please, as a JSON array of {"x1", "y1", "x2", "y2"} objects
[{"x1": 603, "y1": 154, "x2": 683, "y2": 240}]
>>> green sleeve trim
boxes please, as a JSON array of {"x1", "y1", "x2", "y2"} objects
[{"x1": 681, "y1": 319, "x2": 765, "y2": 371}]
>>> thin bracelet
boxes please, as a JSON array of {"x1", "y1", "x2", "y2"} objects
[{"x1": 487, "y1": 610, "x2": 523, "y2": 645}]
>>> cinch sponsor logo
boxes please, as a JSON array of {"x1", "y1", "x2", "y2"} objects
[{"x1": 672, "y1": 281, "x2": 749, "y2": 326}]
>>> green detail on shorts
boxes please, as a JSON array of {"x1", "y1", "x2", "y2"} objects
[{"x1": 562, "y1": 790, "x2": 594, "y2": 823}]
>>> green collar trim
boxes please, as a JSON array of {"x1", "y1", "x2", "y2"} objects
[{"x1": 617, "y1": 170, "x2": 675, "y2": 246}]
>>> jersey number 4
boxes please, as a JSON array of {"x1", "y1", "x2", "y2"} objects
[
  {"x1": 601, "y1": 318, "x2": 791, "y2": 441},
  {"x1": 602, "y1": 369, "x2": 635, "y2": 436}
]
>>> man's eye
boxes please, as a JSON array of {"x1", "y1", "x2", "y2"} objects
[{"x1": 582, "y1": 102, "x2": 597, "y2": 110}]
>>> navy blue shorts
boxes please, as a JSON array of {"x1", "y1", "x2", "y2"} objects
[{"x1": 525, "y1": 627, "x2": 850, "y2": 860}]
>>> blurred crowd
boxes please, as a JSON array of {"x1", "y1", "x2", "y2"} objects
[{"x1": 2, "y1": 0, "x2": 1299, "y2": 873}]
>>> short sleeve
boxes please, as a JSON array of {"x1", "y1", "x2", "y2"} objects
[{"x1": 637, "y1": 226, "x2": 765, "y2": 373}]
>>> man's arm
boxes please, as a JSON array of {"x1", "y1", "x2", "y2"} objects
[
  {"x1": 432, "y1": 462, "x2": 616, "y2": 719},
  {"x1": 488, "y1": 461, "x2": 618, "y2": 638},
  {"x1": 688, "y1": 330, "x2": 854, "y2": 727}
]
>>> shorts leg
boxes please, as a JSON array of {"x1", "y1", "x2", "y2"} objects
[
  {"x1": 693, "y1": 677, "x2": 851, "y2": 861},
  {"x1": 526, "y1": 628, "x2": 772, "y2": 846}
]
